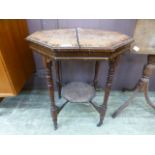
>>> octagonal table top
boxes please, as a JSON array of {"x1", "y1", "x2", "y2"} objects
[{"x1": 26, "y1": 28, "x2": 133, "y2": 51}]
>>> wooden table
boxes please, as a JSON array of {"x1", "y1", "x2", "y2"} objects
[
  {"x1": 112, "y1": 20, "x2": 155, "y2": 118},
  {"x1": 26, "y1": 28, "x2": 133, "y2": 130}
]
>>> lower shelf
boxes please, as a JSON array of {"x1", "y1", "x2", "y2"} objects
[{"x1": 62, "y1": 82, "x2": 95, "y2": 103}]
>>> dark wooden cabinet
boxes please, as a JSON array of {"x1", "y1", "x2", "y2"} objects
[{"x1": 0, "y1": 19, "x2": 35, "y2": 97}]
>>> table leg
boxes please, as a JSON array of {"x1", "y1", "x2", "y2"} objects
[
  {"x1": 112, "y1": 55, "x2": 155, "y2": 118},
  {"x1": 143, "y1": 55, "x2": 155, "y2": 109},
  {"x1": 93, "y1": 61, "x2": 100, "y2": 89},
  {"x1": 112, "y1": 87, "x2": 140, "y2": 118},
  {"x1": 97, "y1": 57, "x2": 119, "y2": 126},
  {"x1": 56, "y1": 60, "x2": 62, "y2": 99},
  {"x1": 44, "y1": 58, "x2": 58, "y2": 130}
]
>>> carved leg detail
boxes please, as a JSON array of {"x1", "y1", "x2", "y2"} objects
[
  {"x1": 44, "y1": 58, "x2": 58, "y2": 130},
  {"x1": 97, "y1": 57, "x2": 119, "y2": 126}
]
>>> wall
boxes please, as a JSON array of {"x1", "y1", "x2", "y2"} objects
[{"x1": 26, "y1": 19, "x2": 155, "y2": 90}]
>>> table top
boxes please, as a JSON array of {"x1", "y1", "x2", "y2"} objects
[
  {"x1": 26, "y1": 28, "x2": 133, "y2": 51},
  {"x1": 132, "y1": 20, "x2": 155, "y2": 55}
]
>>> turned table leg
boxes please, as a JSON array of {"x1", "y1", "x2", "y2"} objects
[
  {"x1": 143, "y1": 55, "x2": 155, "y2": 109},
  {"x1": 44, "y1": 58, "x2": 58, "y2": 130},
  {"x1": 56, "y1": 60, "x2": 62, "y2": 99},
  {"x1": 112, "y1": 55, "x2": 155, "y2": 118},
  {"x1": 97, "y1": 56, "x2": 119, "y2": 126}
]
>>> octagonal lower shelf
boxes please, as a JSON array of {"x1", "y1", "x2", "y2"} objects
[{"x1": 62, "y1": 82, "x2": 95, "y2": 103}]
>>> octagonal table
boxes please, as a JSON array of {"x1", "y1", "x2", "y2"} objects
[{"x1": 26, "y1": 28, "x2": 133, "y2": 130}]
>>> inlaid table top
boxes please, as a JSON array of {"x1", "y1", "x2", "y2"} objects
[{"x1": 26, "y1": 28, "x2": 133, "y2": 51}]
